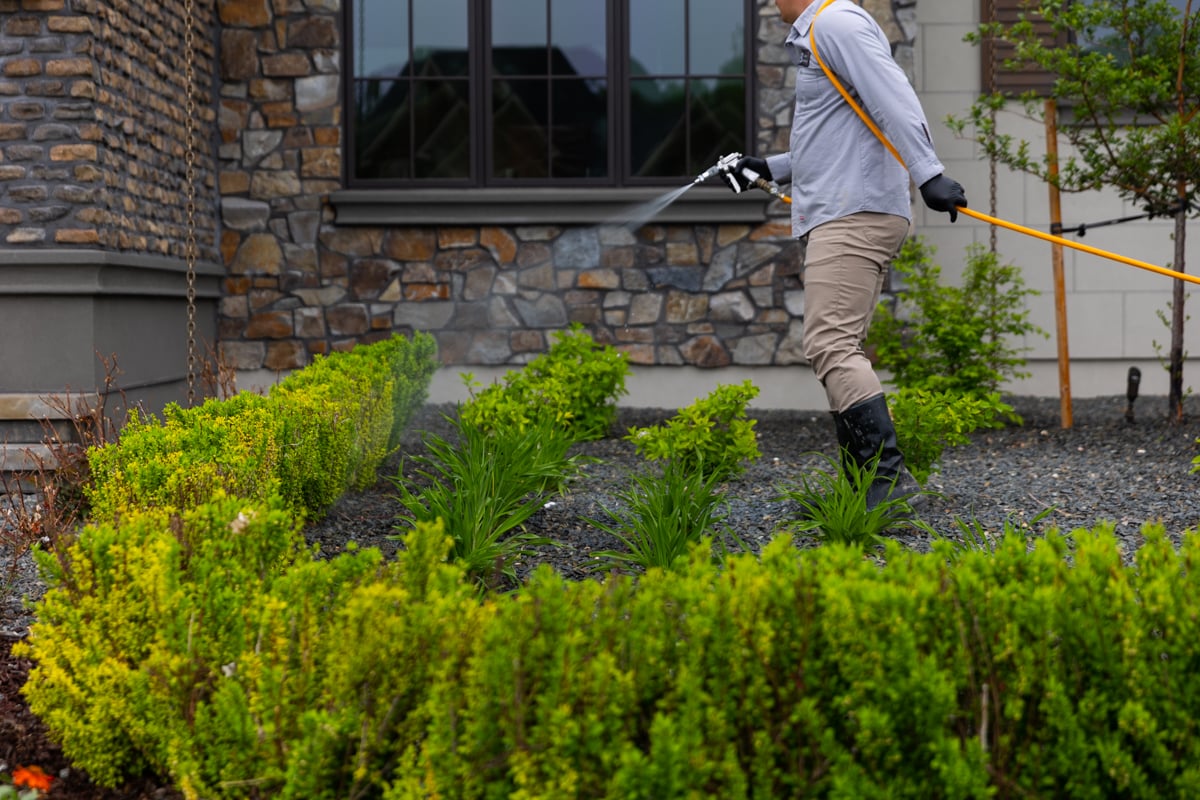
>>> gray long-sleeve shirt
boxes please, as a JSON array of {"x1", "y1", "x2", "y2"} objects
[{"x1": 764, "y1": 0, "x2": 945, "y2": 238}]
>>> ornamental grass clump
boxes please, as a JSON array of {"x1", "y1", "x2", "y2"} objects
[
  {"x1": 586, "y1": 461, "x2": 731, "y2": 571},
  {"x1": 390, "y1": 414, "x2": 583, "y2": 588},
  {"x1": 777, "y1": 453, "x2": 934, "y2": 548}
]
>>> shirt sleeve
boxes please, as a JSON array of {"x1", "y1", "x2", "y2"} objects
[
  {"x1": 765, "y1": 153, "x2": 792, "y2": 184},
  {"x1": 810, "y1": 6, "x2": 944, "y2": 187}
]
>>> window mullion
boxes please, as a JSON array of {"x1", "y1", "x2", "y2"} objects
[
  {"x1": 408, "y1": 0, "x2": 417, "y2": 180},
  {"x1": 477, "y1": 0, "x2": 489, "y2": 187},
  {"x1": 615, "y1": 0, "x2": 628, "y2": 185},
  {"x1": 546, "y1": 0, "x2": 554, "y2": 178}
]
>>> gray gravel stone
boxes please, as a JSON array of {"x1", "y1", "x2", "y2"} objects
[{"x1": 4, "y1": 394, "x2": 1199, "y2": 637}]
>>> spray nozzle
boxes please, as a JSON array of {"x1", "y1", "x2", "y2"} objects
[
  {"x1": 693, "y1": 151, "x2": 743, "y2": 185},
  {"x1": 692, "y1": 152, "x2": 790, "y2": 203}
]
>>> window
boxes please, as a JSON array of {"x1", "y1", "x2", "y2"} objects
[
  {"x1": 347, "y1": 0, "x2": 751, "y2": 187},
  {"x1": 982, "y1": 0, "x2": 1195, "y2": 95},
  {"x1": 1077, "y1": 0, "x2": 1194, "y2": 59}
]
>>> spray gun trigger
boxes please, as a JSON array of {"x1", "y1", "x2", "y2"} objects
[{"x1": 693, "y1": 152, "x2": 744, "y2": 185}]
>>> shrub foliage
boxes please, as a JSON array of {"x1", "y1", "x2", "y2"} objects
[{"x1": 22, "y1": 516, "x2": 1200, "y2": 799}]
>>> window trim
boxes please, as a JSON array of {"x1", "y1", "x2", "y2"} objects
[{"x1": 328, "y1": 186, "x2": 773, "y2": 225}]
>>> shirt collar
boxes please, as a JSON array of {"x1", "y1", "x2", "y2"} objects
[{"x1": 786, "y1": 1, "x2": 826, "y2": 46}]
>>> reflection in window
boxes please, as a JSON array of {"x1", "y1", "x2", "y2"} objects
[
  {"x1": 1078, "y1": 0, "x2": 1194, "y2": 61},
  {"x1": 490, "y1": 0, "x2": 609, "y2": 180},
  {"x1": 628, "y1": 0, "x2": 746, "y2": 178},
  {"x1": 352, "y1": 0, "x2": 471, "y2": 180}
]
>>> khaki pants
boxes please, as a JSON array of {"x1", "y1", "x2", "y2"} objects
[{"x1": 801, "y1": 212, "x2": 910, "y2": 414}]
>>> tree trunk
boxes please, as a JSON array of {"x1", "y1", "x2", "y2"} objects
[{"x1": 1168, "y1": 203, "x2": 1188, "y2": 424}]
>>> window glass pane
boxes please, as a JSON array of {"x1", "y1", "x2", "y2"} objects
[
  {"x1": 629, "y1": 77, "x2": 686, "y2": 177},
  {"x1": 551, "y1": 0, "x2": 606, "y2": 76},
  {"x1": 689, "y1": 77, "x2": 744, "y2": 175},
  {"x1": 413, "y1": 80, "x2": 471, "y2": 178},
  {"x1": 630, "y1": 0, "x2": 685, "y2": 76},
  {"x1": 413, "y1": 0, "x2": 468, "y2": 76},
  {"x1": 354, "y1": 79, "x2": 411, "y2": 179},
  {"x1": 494, "y1": 78, "x2": 550, "y2": 177},
  {"x1": 551, "y1": 78, "x2": 607, "y2": 178},
  {"x1": 354, "y1": 0, "x2": 408, "y2": 79},
  {"x1": 688, "y1": 0, "x2": 744, "y2": 75},
  {"x1": 493, "y1": 0, "x2": 547, "y2": 74},
  {"x1": 1080, "y1": 0, "x2": 1194, "y2": 58}
]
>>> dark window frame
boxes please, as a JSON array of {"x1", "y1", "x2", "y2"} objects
[{"x1": 342, "y1": 0, "x2": 755, "y2": 189}]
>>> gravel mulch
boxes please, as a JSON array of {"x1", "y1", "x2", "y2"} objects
[
  {"x1": 1, "y1": 393, "x2": 1199, "y2": 798},
  {"x1": 302, "y1": 393, "x2": 1200, "y2": 581}
]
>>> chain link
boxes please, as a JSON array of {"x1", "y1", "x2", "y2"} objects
[{"x1": 183, "y1": 0, "x2": 198, "y2": 406}]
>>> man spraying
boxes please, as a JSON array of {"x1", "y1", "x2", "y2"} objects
[{"x1": 722, "y1": 0, "x2": 966, "y2": 510}]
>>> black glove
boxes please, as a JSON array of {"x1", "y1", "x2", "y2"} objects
[
  {"x1": 919, "y1": 174, "x2": 967, "y2": 222},
  {"x1": 722, "y1": 155, "x2": 770, "y2": 193}
]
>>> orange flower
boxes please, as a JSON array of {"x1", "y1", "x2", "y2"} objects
[{"x1": 12, "y1": 765, "x2": 54, "y2": 792}]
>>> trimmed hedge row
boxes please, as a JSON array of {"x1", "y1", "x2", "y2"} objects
[
  {"x1": 21, "y1": 330, "x2": 1200, "y2": 798},
  {"x1": 84, "y1": 333, "x2": 437, "y2": 521},
  {"x1": 21, "y1": 511, "x2": 1200, "y2": 799}
]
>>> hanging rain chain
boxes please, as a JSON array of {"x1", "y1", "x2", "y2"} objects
[{"x1": 183, "y1": 0, "x2": 199, "y2": 406}]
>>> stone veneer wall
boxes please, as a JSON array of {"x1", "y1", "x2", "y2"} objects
[
  {"x1": 0, "y1": 0, "x2": 221, "y2": 468},
  {"x1": 210, "y1": 0, "x2": 918, "y2": 373},
  {"x1": 0, "y1": 0, "x2": 218, "y2": 255}
]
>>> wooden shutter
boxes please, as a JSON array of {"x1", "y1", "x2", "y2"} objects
[{"x1": 981, "y1": 0, "x2": 1068, "y2": 96}]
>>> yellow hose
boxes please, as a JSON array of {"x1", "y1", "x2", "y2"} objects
[{"x1": 771, "y1": 0, "x2": 1200, "y2": 287}]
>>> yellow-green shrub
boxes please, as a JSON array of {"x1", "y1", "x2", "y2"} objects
[
  {"x1": 25, "y1": 511, "x2": 1200, "y2": 799},
  {"x1": 85, "y1": 333, "x2": 437, "y2": 520},
  {"x1": 16, "y1": 494, "x2": 306, "y2": 788},
  {"x1": 86, "y1": 395, "x2": 284, "y2": 519},
  {"x1": 460, "y1": 324, "x2": 629, "y2": 441},
  {"x1": 20, "y1": 510, "x2": 478, "y2": 799},
  {"x1": 277, "y1": 332, "x2": 438, "y2": 450}
]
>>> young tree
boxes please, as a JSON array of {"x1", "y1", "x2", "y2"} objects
[{"x1": 949, "y1": 0, "x2": 1200, "y2": 422}]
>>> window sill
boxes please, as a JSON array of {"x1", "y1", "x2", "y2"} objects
[{"x1": 329, "y1": 186, "x2": 774, "y2": 226}]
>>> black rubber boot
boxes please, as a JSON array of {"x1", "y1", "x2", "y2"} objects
[
  {"x1": 831, "y1": 410, "x2": 853, "y2": 474},
  {"x1": 838, "y1": 394, "x2": 923, "y2": 511}
]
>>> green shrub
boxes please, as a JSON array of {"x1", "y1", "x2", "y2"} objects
[
  {"x1": 390, "y1": 414, "x2": 582, "y2": 588},
  {"x1": 625, "y1": 381, "x2": 761, "y2": 480},
  {"x1": 16, "y1": 494, "x2": 307, "y2": 789},
  {"x1": 870, "y1": 238, "x2": 1045, "y2": 395},
  {"x1": 394, "y1": 526, "x2": 1200, "y2": 798},
  {"x1": 460, "y1": 324, "x2": 630, "y2": 440},
  {"x1": 394, "y1": 539, "x2": 990, "y2": 798},
  {"x1": 269, "y1": 522, "x2": 485, "y2": 800},
  {"x1": 888, "y1": 388, "x2": 1020, "y2": 483},
  {"x1": 19, "y1": 498, "x2": 474, "y2": 800},
  {"x1": 85, "y1": 398, "x2": 284, "y2": 519},
  {"x1": 86, "y1": 334, "x2": 437, "y2": 520}
]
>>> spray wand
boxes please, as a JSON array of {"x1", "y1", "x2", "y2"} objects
[{"x1": 694, "y1": 152, "x2": 791, "y2": 204}]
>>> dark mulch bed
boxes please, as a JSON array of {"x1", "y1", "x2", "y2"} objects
[{"x1": 2, "y1": 394, "x2": 1199, "y2": 798}]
